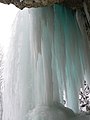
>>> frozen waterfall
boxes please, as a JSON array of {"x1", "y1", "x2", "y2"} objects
[{"x1": 2, "y1": 4, "x2": 90, "y2": 120}]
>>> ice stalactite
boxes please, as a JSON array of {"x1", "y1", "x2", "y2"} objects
[
  {"x1": 76, "y1": 9, "x2": 90, "y2": 86},
  {"x1": 2, "y1": 4, "x2": 90, "y2": 120}
]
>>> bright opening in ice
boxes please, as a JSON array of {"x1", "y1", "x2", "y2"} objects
[
  {"x1": 79, "y1": 80, "x2": 90, "y2": 112},
  {"x1": 0, "y1": 3, "x2": 18, "y2": 120},
  {"x1": 0, "y1": 3, "x2": 19, "y2": 53}
]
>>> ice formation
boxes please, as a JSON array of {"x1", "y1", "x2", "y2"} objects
[{"x1": 2, "y1": 4, "x2": 90, "y2": 120}]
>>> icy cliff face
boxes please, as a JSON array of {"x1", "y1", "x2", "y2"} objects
[{"x1": 2, "y1": 4, "x2": 90, "y2": 120}]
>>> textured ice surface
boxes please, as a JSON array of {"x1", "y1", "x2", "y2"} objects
[
  {"x1": 27, "y1": 103, "x2": 75, "y2": 120},
  {"x1": 71, "y1": 114, "x2": 90, "y2": 120},
  {"x1": 2, "y1": 4, "x2": 90, "y2": 120}
]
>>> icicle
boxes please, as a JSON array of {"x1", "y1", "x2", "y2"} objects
[
  {"x1": 83, "y1": 2, "x2": 90, "y2": 25},
  {"x1": 76, "y1": 9, "x2": 90, "y2": 85}
]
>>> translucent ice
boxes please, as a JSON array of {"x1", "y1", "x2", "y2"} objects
[{"x1": 2, "y1": 4, "x2": 90, "y2": 120}]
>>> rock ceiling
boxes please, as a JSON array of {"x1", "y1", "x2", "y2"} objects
[{"x1": 0, "y1": 0, "x2": 89, "y2": 10}]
